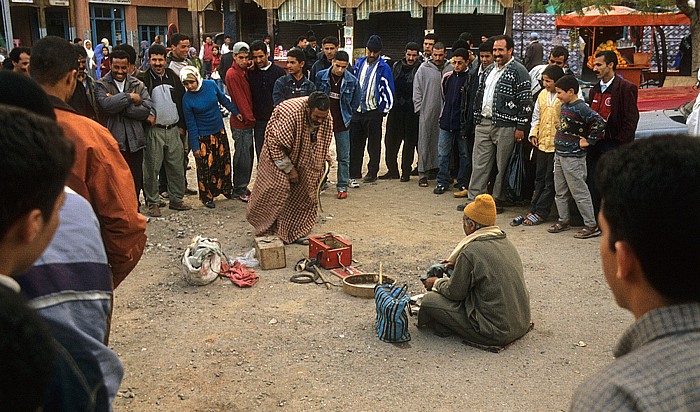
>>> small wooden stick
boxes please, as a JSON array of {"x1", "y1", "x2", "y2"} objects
[{"x1": 379, "y1": 262, "x2": 383, "y2": 284}]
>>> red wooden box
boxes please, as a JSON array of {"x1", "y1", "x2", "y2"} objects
[{"x1": 308, "y1": 234, "x2": 352, "y2": 269}]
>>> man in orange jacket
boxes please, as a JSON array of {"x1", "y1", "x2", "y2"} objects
[{"x1": 29, "y1": 36, "x2": 146, "y2": 287}]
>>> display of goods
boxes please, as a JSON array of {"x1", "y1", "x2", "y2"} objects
[{"x1": 588, "y1": 40, "x2": 628, "y2": 69}]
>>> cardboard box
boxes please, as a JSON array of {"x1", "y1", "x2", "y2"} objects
[{"x1": 255, "y1": 236, "x2": 286, "y2": 270}]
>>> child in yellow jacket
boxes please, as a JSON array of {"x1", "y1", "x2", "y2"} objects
[{"x1": 511, "y1": 65, "x2": 565, "y2": 227}]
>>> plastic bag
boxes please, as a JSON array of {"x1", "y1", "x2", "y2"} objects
[
  {"x1": 182, "y1": 236, "x2": 227, "y2": 286},
  {"x1": 504, "y1": 141, "x2": 525, "y2": 202},
  {"x1": 232, "y1": 248, "x2": 259, "y2": 268}
]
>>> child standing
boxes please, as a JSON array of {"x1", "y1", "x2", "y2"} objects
[
  {"x1": 548, "y1": 75, "x2": 605, "y2": 239},
  {"x1": 511, "y1": 65, "x2": 565, "y2": 227}
]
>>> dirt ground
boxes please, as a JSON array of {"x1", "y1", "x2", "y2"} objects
[{"x1": 111, "y1": 124, "x2": 630, "y2": 411}]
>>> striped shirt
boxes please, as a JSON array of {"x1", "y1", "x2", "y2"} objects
[
  {"x1": 357, "y1": 58, "x2": 380, "y2": 112},
  {"x1": 570, "y1": 303, "x2": 700, "y2": 411}
]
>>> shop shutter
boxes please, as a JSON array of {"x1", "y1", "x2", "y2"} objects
[{"x1": 137, "y1": 7, "x2": 167, "y2": 26}]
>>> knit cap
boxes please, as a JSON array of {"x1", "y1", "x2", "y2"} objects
[
  {"x1": 464, "y1": 194, "x2": 497, "y2": 226},
  {"x1": 366, "y1": 35, "x2": 383, "y2": 53}
]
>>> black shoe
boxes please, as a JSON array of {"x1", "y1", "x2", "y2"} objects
[
  {"x1": 456, "y1": 203, "x2": 467, "y2": 211},
  {"x1": 362, "y1": 175, "x2": 377, "y2": 183},
  {"x1": 433, "y1": 185, "x2": 447, "y2": 194},
  {"x1": 203, "y1": 200, "x2": 215, "y2": 209},
  {"x1": 185, "y1": 188, "x2": 198, "y2": 196},
  {"x1": 378, "y1": 172, "x2": 399, "y2": 180},
  {"x1": 496, "y1": 206, "x2": 504, "y2": 214},
  {"x1": 400, "y1": 175, "x2": 410, "y2": 182},
  {"x1": 418, "y1": 177, "x2": 429, "y2": 187},
  {"x1": 410, "y1": 168, "x2": 419, "y2": 176}
]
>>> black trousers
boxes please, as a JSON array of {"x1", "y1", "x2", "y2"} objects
[
  {"x1": 350, "y1": 109, "x2": 383, "y2": 179},
  {"x1": 384, "y1": 107, "x2": 419, "y2": 177},
  {"x1": 121, "y1": 148, "x2": 144, "y2": 207},
  {"x1": 531, "y1": 149, "x2": 555, "y2": 218}
]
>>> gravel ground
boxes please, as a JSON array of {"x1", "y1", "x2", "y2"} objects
[{"x1": 110, "y1": 125, "x2": 630, "y2": 411}]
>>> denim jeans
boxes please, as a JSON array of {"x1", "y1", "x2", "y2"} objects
[
  {"x1": 232, "y1": 128, "x2": 254, "y2": 196},
  {"x1": 215, "y1": 78, "x2": 225, "y2": 95},
  {"x1": 437, "y1": 129, "x2": 470, "y2": 188},
  {"x1": 335, "y1": 130, "x2": 350, "y2": 191}
]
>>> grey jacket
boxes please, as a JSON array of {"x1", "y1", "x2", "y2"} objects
[{"x1": 95, "y1": 73, "x2": 152, "y2": 152}]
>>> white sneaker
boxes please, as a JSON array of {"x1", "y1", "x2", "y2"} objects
[{"x1": 349, "y1": 179, "x2": 360, "y2": 188}]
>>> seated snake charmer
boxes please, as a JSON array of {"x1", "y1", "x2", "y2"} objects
[{"x1": 418, "y1": 194, "x2": 532, "y2": 346}]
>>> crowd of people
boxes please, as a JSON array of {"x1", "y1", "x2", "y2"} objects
[{"x1": 1, "y1": 29, "x2": 698, "y2": 411}]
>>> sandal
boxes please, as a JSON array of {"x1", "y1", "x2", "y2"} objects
[
  {"x1": 418, "y1": 177, "x2": 428, "y2": 187},
  {"x1": 547, "y1": 221, "x2": 571, "y2": 233},
  {"x1": 523, "y1": 213, "x2": 544, "y2": 226},
  {"x1": 510, "y1": 215, "x2": 525, "y2": 227},
  {"x1": 575, "y1": 226, "x2": 601, "y2": 239},
  {"x1": 293, "y1": 237, "x2": 310, "y2": 245}
]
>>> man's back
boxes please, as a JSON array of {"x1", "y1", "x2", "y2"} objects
[
  {"x1": 570, "y1": 303, "x2": 700, "y2": 411},
  {"x1": 50, "y1": 97, "x2": 146, "y2": 287}
]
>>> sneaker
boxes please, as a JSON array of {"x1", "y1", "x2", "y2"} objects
[
  {"x1": 169, "y1": 201, "x2": 192, "y2": 211},
  {"x1": 433, "y1": 185, "x2": 447, "y2": 195},
  {"x1": 378, "y1": 172, "x2": 399, "y2": 180},
  {"x1": 349, "y1": 179, "x2": 360, "y2": 188},
  {"x1": 574, "y1": 225, "x2": 601, "y2": 239},
  {"x1": 337, "y1": 191, "x2": 348, "y2": 199},
  {"x1": 362, "y1": 175, "x2": 377, "y2": 183},
  {"x1": 148, "y1": 204, "x2": 162, "y2": 217}
]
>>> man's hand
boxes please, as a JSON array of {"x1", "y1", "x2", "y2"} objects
[
  {"x1": 235, "y1": 114, "x2": 244, "y2": 122},
  {"x1": 129, "y1": 93, "x2": 143, "y2": 105},
  {"x1": 529, "y1": 136, "x2": 538, "y2": 146},
  {"x1": 147, "y1": 115, "x2": 156, "y2": 126},
  {"x1": 193, "y1": 150, "x2": 202, "y2": 158},
  {"x1": 579, "y1": 137, "x2": 590, "y2": 148},
  {"x1": 422, "y1": 276, "x2": 438, "y2": 291},
  {"x1": 515, "y1": 130, "x2": 525, "y2": 142},
  {"x1": 288, "y1": 167, "x2": 299, "y2": 184},
  {"x1": 438, "y1": 259, "x2": 454, "y2": 269},
  {"x1": 179, "y1": 127, "x2": 187, "y2": 137}
]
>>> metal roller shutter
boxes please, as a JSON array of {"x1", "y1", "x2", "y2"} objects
[{"x1": 354, "y1": 11, "x2": 424, "y2": 61}]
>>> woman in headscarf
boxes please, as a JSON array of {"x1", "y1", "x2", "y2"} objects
[
  {"x1": 187, "y1": 47, "x2": 204, "y2": 77},
  {"x1": 84, "y1": 40, "x2": 97, "y2": 78},
  {"x1": 180, "y1": 66, "x2": 243, "y2": 208},
  {"x1": 100, "y1": 47, "x2": 110, "y2": 78},
  {"x1": 94, "y1": 40, "x2": 105, "y2": 78}
]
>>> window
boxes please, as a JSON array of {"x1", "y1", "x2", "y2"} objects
[
  {"x1": 90, "y1": 5, "x2": 125, "y2": 46},
  {"x1": 139, "y1": 25, "x2": 167, "y2": 45}
]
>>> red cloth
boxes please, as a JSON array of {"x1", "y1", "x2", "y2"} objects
[
  {"x1": 202, "y1": 42, "x2": 214, "y2": 62},
  {"x1": 225, "y1": 63, "x2": 256, "y2": 128},
  {"x1": 220, "y1": 260, "x2": 259, "y2": 287}
]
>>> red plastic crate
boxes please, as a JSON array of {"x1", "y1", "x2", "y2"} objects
[{"x1": 308, "y1": 234, "x2": 352, "y2": 269}]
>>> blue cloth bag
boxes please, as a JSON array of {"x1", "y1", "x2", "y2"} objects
[{"x1": 374, "y1": 283, "x2": 411, "y2": 343}]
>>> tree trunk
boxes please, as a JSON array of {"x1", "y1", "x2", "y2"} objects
[{"x1": 678, "y1": 0, "x2": 700, "y2": 76}]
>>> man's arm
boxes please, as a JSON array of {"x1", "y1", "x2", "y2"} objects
[
  {"x1": 431, "y1": 251, "x2": 474, "y2": 301},
  {"x1": 412, "y1": 67, "x2": 424, "y2": 113},
  {"x1": 94, "y1": 82, "x2": 132, "y2": 114},
  {"x1": 272, "y1": 76, "x2": 285, "y2": 107},
  {"x1": 84, "y1": 128, "x2": 147, "y2": 286},
  {"x1": 514, "y1": 66, "x2": 533, "y2": 131},
  {"x1": 123, "y1": 82, "x2": 152, "y2": 121},
  {"x1": 618, "y1": 82, "x2": 640, "y2": 144}
]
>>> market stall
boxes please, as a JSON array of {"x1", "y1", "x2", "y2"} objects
[{"x1": 556, "y1": 6, "x2": 690, "y2": 87}]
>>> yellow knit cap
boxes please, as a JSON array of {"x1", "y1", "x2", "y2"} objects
[{"x1": 464, "y1": 194, "x2": 497, "y2": 226}]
